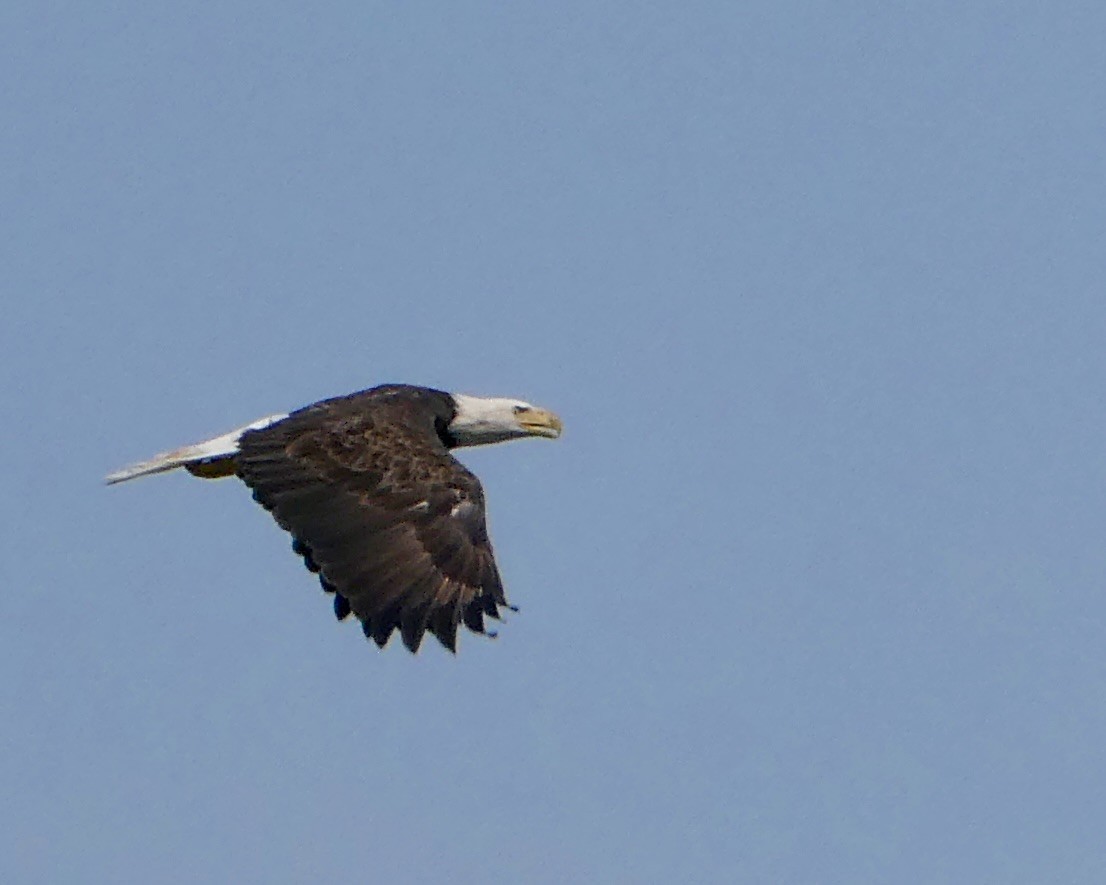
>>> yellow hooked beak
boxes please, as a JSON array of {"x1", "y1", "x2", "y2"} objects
[{"x1": 518, "y1": 407, "x2": 563, "y2": 439}]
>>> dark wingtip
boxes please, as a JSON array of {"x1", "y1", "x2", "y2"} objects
[
  {"x1": 429, "y1": 608, "x2": 459, "y2": 653},
  {"x1": 400, "y1": 628, "x2": 424, "y2": 654},
  {"x1": 463, "y1": 605, "x2": 485, "y2": 635},
  {"x1": 371, "y1": 621, "x2": 395, "y2": 649},
  {"x1": 433, "y1": 630, "x2": 457, "y2": 654},
  {"x1": 361, "y1": 618, "x2": 395, "y2": 649},
  {"x1": 293, "y1": 537, "x2": 321, "y2": 573},
  {"x1": 400, "y1": 606, "x2": 432, "y2": 654},
  {"x1": 333, "y1": 593, "x2": 351, "y2": 621}
]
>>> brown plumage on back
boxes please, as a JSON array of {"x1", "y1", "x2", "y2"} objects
[
  {"x1": 105, "y1": 383, "x2": 563, "y2": 654},
  {"x1": 236, "y1": 387, "x2": 507, "y2": 652}
]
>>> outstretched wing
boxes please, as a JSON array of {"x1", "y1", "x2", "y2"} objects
[{"x1": 235, "y1": 394, "x2": 511, "y2": 653}]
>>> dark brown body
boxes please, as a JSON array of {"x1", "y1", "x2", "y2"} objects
[{"x1": 236, "y1": 386, "x2": 510, "y2": 653}]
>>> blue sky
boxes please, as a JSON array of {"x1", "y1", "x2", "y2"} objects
[{"x1": 4, "y1": 2, "x2": 1106, "y2": 881}]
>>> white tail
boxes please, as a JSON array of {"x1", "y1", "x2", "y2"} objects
[{"x1": 105, "y1": 413, "x2": 288, "y2": 485}]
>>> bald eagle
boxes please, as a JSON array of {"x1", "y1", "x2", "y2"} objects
[{"x1": 106, "y1": 384, "x2": 562, "y2": 653}]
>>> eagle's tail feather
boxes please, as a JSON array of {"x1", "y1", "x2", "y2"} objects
[{"x1": 104, "y1": 413, "x2": 288, "y2": 485}]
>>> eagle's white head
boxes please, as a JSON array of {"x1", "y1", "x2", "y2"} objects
[{"x1": 448, "y1": 394, "x2": 563, "y2": 447}]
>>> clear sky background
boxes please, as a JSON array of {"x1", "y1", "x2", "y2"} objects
[{"x1": 3, "y1": 2, "x2": 1105, "y2": 882}]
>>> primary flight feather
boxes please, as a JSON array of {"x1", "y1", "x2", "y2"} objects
[{"x1": 106, "y1": 384, "x2": 562, "y2": 653}]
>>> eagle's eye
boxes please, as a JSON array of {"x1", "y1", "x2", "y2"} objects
[{"x1": 513, "y1": 405, "x2": 530, "y2": 415}]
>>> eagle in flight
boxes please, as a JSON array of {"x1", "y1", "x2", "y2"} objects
[{"x1": 106, "y1": 384, "x2": 562, "y2": 653}]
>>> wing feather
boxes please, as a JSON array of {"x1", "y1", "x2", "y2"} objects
[{"x1": 235, "y1": 390, "x2": 510, "y2": 653}]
